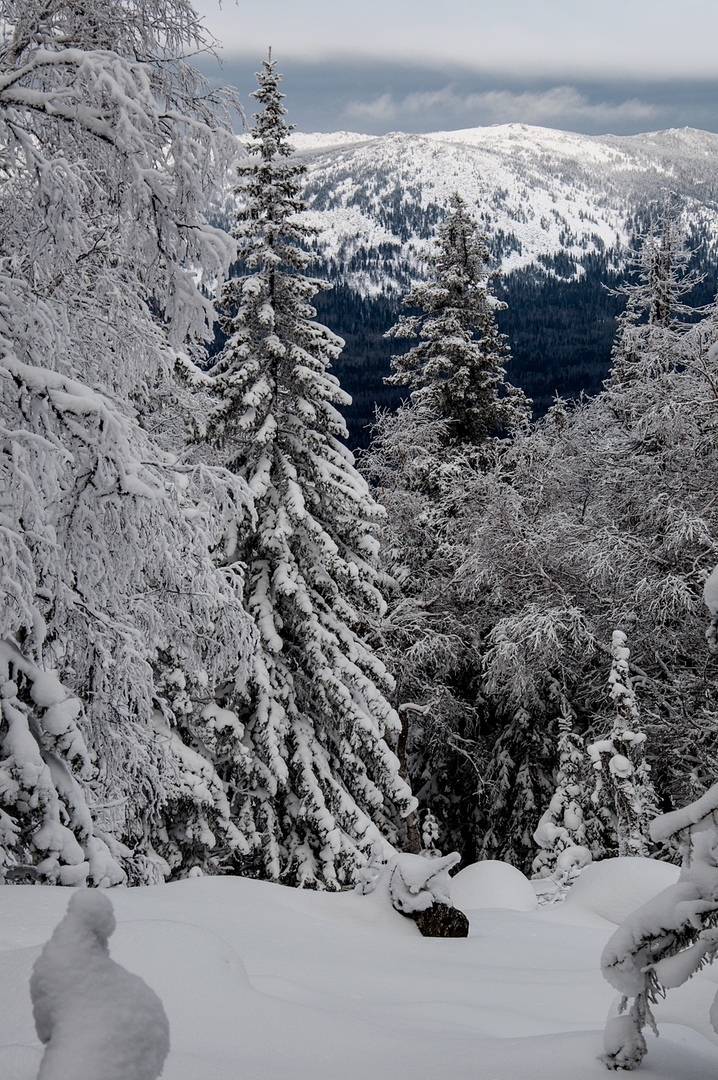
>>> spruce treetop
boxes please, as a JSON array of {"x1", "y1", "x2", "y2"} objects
[
  {"x1": 234, "y1": 53, "x2": 315, "y2": 271},
  {"x1": 205, "y1": 53, "x2": 348, "y2": 469}
]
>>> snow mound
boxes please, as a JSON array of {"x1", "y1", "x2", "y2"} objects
[
  {"x1": 703, "y1": 563, "x2": 718, "y2": 616},
  {"x1": 564, "y1": 856, "x2": 679, "y2": 924},
  {"x1": 450, "y1": 860, "x2": 538, "y2": 912},
  {"x1": 379, "y1": 851, "x2": 460, "y2": 915},
  {"x1": 30, "y1": 891, "x2": 170, "y2": 1080}
]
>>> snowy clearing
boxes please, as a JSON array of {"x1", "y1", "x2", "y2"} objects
[{"x1": 3, "y1": 860, "x2": 718, "y2": 1079}]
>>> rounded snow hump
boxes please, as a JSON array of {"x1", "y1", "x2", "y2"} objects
[{"x1": 450, "y1": 860, "x2": 538, "y2": 912}]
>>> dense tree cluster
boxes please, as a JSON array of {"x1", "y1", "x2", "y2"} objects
[
  {"x1": 0, "y1": 6, "x2": 412, "y2": 887},
  {"x1": 366, "y1": 204, "x2": 718, "y2": 873},
  {"x1": 2, "y1": 0, "x2": 718, "y2": 897}
]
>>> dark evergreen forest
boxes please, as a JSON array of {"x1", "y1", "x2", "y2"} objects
[{"x1": 315, "y1": 251, "x2": 718, "y2": 448}]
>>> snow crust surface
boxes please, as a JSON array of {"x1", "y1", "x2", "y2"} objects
[{"x1": 1, "y1": 866, "x2": 717, "y2": 1079}]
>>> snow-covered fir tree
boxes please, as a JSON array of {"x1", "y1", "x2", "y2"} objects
[
  {"x1": 363, "y1": 196, "x2": 532, "y2": 864},
  {"x1": 386, "y1": 192, "x2": 530, "y2": 451},
  {"x1": 202, "y1": 55, "x2": 415, "y2": 889},
  {"x1": 0, "y1": 0, "x2": 258, "y2": 884},
  {"x1": 608, "y1": 200, "x2": 702, "y2": 389},
  {"x1": 532, "y1": 685, "x2": 593, "y2": 886}
]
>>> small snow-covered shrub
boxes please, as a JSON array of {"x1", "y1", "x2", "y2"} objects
[
  {"x1": 31, "y1": 891, "x2": 169, "y2": 1080},
  {"x1": 363, "y1": 850, "x2": 468, "y2": 936},
  {"x1": 361, "y1": 850, "x2": 458, "y2": 912},
  {"x1": 600, "y1": 786, "x2": 718, "y2": 1070}
]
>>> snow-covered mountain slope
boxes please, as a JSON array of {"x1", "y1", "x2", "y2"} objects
[{"x1": 287, "y1": 124, "x2": 718, "y2": 295}]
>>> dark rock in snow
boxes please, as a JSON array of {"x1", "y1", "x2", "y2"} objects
[{"x1": 412, "y1": 902, "x2": 469, "y2": 938}]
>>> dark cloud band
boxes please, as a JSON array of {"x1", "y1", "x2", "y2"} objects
[{"x1": 197, "y1": 54, "x2": 718, "y2": 138}]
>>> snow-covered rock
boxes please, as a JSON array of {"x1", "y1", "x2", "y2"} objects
[
  {"x1": 450, "y1": 860, "x2": 538, "y2": 912},
  {"x1": 563, "y1": 857, "x2": 679, "y2": 924},
  {"x1": 370, "y1": 850, "x2": 460, "y2": 915},
  {"x1": 30, "y1": 891, "x2": 169, "y2": 1080}
]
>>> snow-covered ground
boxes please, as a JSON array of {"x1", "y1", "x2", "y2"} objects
[{"x1": 3, "y1": 859, "x2": 718, "y2": 1079}]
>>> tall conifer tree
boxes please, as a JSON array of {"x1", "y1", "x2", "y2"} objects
[
  {"x1": 204, "y1": 55, "x2": 415, "y2": 888},
  {"x1": 608, "y1": 200, "x2": 701, "y2": 388},
  {"x1": 364, "y1": 195, "x2": 530, "y2": 860},
  {"x1": 386, "y1": 192, "x2": 529, "y2": 451}
]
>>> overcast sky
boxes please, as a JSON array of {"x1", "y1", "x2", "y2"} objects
[{"x1": 193, "y1": 0, "x2": 718, "y2": 136}]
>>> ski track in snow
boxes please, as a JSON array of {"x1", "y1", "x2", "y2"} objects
[{"x1": 3, "y1": 868, "x2": 718, "y2": 1079}]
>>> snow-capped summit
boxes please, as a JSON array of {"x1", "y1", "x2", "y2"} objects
[{"x1": 286, "y1": 123, "x2": 718, "y2": 295}]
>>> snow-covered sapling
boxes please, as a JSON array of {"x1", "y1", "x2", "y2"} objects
[
  {"x1": 589, "y1": 631, "x2": 657, "y2": 858},
  {"x1": 532, "y1": 688, "x2": 593, "y2": 892},
  {"x1": 601, "y1": 784, "x2": 718, "y2": 1070},
  {"x1": 30, "y1": 891, "x2": 170, "y2": 1080},
  {"x1": 421, "y1": 811, "x2": 442, "y2": 857}
]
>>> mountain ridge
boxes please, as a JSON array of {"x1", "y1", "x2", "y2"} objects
[
  {"x1": 289, "y1": 123, "x2": 718, "y2": 294},
  {"x1": 224, "y1": 123, "x2": 718, "y2": 443}
]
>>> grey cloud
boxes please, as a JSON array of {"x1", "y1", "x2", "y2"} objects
[
  {"x1": 344, "y1": 86, "x2": 661, "y2": 128},
  {"x1": 195, "y1": 54, "x2": 718, "y2": 138}
]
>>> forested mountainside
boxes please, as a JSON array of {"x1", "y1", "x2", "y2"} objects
[
  {"x1": 257, "y1": 125, "x2": 718, "y2": 443},
  {"x1": 292, "y1": 125, "x2": 718, "y2": 291}
]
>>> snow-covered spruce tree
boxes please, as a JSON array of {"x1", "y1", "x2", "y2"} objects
[
  {"x1": 0, "y1": 0, "x2": 258, "y2": 884},
  {"x1": 608, "y1": 200, "x2": 702, "y2": 390},
  {"x1": 202, "y1": 55, "x2": 416, "y2": 889},
  {"x1": 385, "y1": 192, "x2": 530, "y2": 452},
  {"x1": 532, "y1": 684, "x2": 593, "y2": 887},
  {"x1": 588, "y1": 631, "x2": 658, "y2": 858}
]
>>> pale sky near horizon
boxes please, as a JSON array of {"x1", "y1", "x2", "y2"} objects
[{"x1": 193, "y1": 0, "x2": 718, "y2": 136}]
